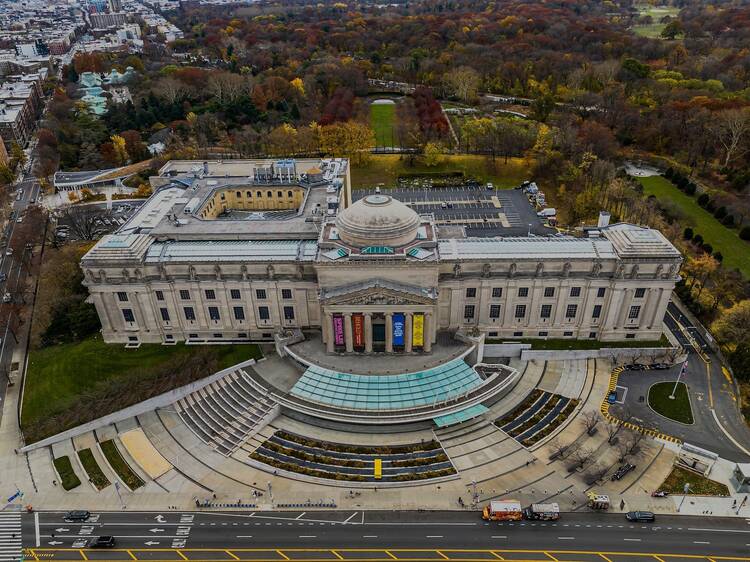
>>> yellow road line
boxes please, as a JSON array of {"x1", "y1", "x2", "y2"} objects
[
  {"x1": 654, "y1": 555, "x2": 666, "y2": 562},
  {"x1": 78, "y1": 549, "x2": 88, "y2": 561},
  {"x1": 175, "y1": 550, "x2": 188, "y2": 560},
  {"x1": 544, "y1": 553, "x2": 558, "y2": 562},
  {"x1": 385, "y1": 552, "x2": 398, "y2": 560},
  {"x1": 332, "y1": 551, "x2": 345, "y2": 560},
  {"x1": 706, "y1": 361, "x2": 714, "y2": 408},
  {"x1": 436, "y1": 552, "x2": 449, "y2": 560},
  {"x1": 277, "y1": 550, "x2": 291, "y2": 560},
  {"x1": 225, "y1": 550, "x2": 241, "y2": 561},
  {"x1": 127, "y1": 549, "x2": 138, "y2": 560},
  {"x1": 490, "y1": 552, "x2": 505, "y2": 560},
  {"x1": 598, "y1": 555, "x2": 613, "y2": 562}
]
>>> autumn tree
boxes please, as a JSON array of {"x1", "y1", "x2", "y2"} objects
[
  {"x1": 710, "y1": 108, "x2": 750, "y2": 169},
  {"x1": 318, "y1": 121, "x2": 375, "y2": 165},
  {"x1": 443, "y1": 66, "x2": 481, "y2": 103}
]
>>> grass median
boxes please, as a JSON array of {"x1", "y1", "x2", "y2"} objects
[
  {"x1": 648, "y1": 381, "x2": 694, "y2": 424},
  {"x1": 100, "y1": 439, "x2": 144, "y2": 490},
  {"x1": 77, "y1": 448, "x2": 111, "y2": 490},
  {"x1": 53, "y1": 455, "x2": 81, "y2": 490},
  {"x1": 660, "y1": 465, "x2": 729, "y2": 496},
  {"x1": 370, "y1": 102, "x2": 396, "y2": 147},
  {"x1": 22, "y1": 334, "x2": 262, "y2": 443}
]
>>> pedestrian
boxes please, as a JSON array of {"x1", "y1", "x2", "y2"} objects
[
  {"x1": 212, "y1": 493, "x2": 217, "y2": 499},
  {"x1": 52, "y1": 480, "x2": 57, "y2": 486}
]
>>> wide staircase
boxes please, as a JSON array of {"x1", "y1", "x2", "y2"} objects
[{"x1": 174, "y1": 369, "x2": 279, "y2": 456}]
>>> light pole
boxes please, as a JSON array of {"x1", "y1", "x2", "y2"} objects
[
  {"x1": 677, "y1": 483, "x2": 690, "y2": 512},
  {"x1": 670, "y1": 360, "x2": 688, "y2": 400}
]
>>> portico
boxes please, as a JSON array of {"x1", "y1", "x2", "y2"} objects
[{"x1": 319, "y1": 279, "x2": 437, "y2": 354}]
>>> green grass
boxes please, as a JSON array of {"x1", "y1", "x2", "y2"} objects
[
  {"x1": 100, "y1": 439, "x2": 144, "y2": 490},
  {"x1": 485, "y1": 335, "x2": 670, "y2": 350},
  {"x1": 660, "y1": 465, "x2": 730, "y2": 496},
  {"x1": 22, "y1": 335, "x2": 261, "y2": 441},
  {"x1": 352, "y1": 154, "x2": 530, "y2": 190},
  {"x1": 370, "y1": 102, "x2": 396, "y2": 147},
  {"x1": 638, "y1": 175, "x2": 750, "y2": 277},
  {"x1": 77, "y1": 448, "x2": 110, "y2": 490},
  {"x1": 648, "y1": 381, "x2": 694, "y2": 424},
  {"x1": 632, "y1": 5, "x2": 680, "y2": 38},
  {"x1": 53, "y1": 456, "x2": 81, "y2": 490}
]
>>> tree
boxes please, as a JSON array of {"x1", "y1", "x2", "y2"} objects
[
  {"x1": 110, "y1": 134, "x2": 128, "y2": 165},
  {"x1": 58, "y1": 205, "x2": 108, "y2": 240},
  {"x1": 155, "y1": 77, "x2": 187, "y2": 105},
  {"x1": 443, "y1": 66, "x2": 481, "y2": 103},
  {"x1": 531, "y1": 93, "x2": 556, "y2": 123},
  {"x1": 423, "y1": 142, "x2": 444, "y2": 166},
  {"x1": 661, "y1": 20, "x2": 684, "y2": 39},
  {"x1": 582, "y1": 411, "x2": 601, "y2": 435},
  {"x1": 683, "y1": 227, "x2": 694, "y2": 240},
  {"x1": 567, "y1": 447, "x2": 593, "y2": 471},
  {"x1": 712, "y1": 300, "x2": 750, "y2": 347},
  {"x1": 318, "y1": 121, "x2": 375, "y2": 165},
  {"x1": 10, "y1": 141, "x2": 26, "y2": 169},
  {"x1": 710, "y1": 108, "x2": 750, "y2": 168},
  {"x1": 120, "y1": 130, "x2": 148, "y2": 162}
]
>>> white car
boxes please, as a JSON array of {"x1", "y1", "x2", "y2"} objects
[
  {"x1": 2, "y1": 293, "x2": 11, "y2": 303},
  {"x1": 5, "y1": 248, "x2": 12, "y2": 256}
]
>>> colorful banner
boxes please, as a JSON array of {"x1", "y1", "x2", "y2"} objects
[
  {"x1": 392, "y1": 313, "x2": 405, "y2": 347},
  {"x1": 352, "y1": 314, "x2": 364, "y2": 349},
  {"x1": 412, "y1": 313, "x2": 424, "y2": 347},
  {"x1": 333, "y1": 314, "x2": 345, "y2": 347}
]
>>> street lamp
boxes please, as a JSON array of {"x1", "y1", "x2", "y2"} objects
[
  {"x1": 677, "y1": 483, "x2": 690, "y2": 512},
  {"x1": 669, "y1": 360, "x2": 688, "y2": 400}
]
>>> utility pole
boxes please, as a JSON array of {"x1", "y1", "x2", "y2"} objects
[{"x1": 677, "y1": 483, "x2": 690, "y2": 512}]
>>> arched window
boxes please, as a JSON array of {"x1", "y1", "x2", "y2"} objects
[
  {"x1": 257, "y1": 191, "x2": 262, "y2": 198},
  {"x1": 287, "y1": 190, "x2": 293, "y2": 198},
  {"x1": 277, "y1": 191, "x2": 282, "y2": 198},
  {"x1": 247, "y1": 191, "x2": 252, "y2": 198},
  {"x1": 236, "y1": 191, "x2": 241, "y2": 198},
  {"x1": 267, "y1": 191, "x2": 272, "y2": 198}
]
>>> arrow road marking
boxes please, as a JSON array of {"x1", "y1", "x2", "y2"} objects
[
  {"x1": 47, "y1": 541, "x2": 62, "y2": 546},
  {"x1": 144, "y1": 541, "x2": 160, "y2": 546},
  {"x1": 155, "y1": 515, "x2": 166, "y2": 523},
  {"x1": 54, "y1": 528, "x2": 69, "y2": 533},
  {"x1": 149, "y1": 528, "x2": 165, "y2": 533}
]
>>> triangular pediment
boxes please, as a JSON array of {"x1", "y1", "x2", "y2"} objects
[{"x1": 319, "y1": 279, "x2": 436, "y2": 306}]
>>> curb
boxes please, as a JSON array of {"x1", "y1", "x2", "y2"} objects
[{"x1": 600, "y1": 366, "x2": 682, "y2": 445}]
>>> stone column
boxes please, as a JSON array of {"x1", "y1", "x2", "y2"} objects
[
  {"x1": 617, "y1": 289, "x2": 632, "y2": 328},
  {"x1": 424, "y1": 312, "x2": 433, "y2": 353},
  {"x1": 344, "y1": 312, "x2": 354, "y2": 353},
  {"x1": 364, "y1": 312, "x2": 373, "y2": 353},
  {"x1": 405, "y1": 313, "x2": 413, "y2": 353},
  {"x1": 325, "y1": 312, "x2": 335, "y2": 353},
  {"x1": 385, "y1": 312, "x2": 393, "y2": 353},
  {"x1": 644, "y1": 288, "x2": 660, "y2": 329}
]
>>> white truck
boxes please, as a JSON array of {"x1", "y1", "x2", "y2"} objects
[{"x1": 523, "y1": 502, "x2": 560, "y2": 520}]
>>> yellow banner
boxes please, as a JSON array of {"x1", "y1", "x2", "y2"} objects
[
  {"x1": 374, "y1": 458, "x2": 382, "y2": 479},
  {"x1": 413, "y1": 314, "x2": 424, "y2": 347}
]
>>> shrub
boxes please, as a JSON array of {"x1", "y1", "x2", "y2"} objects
[
  {"x1": 701, "y1": 243, "x2": 713, "y2": 254},
  {"x1": 714, "y1": 206, "x2": 727, "y2": 220},
  {"x1": 697, "y1": 194, "x2": 710, "y2": 207},
  {"x1": 722, "y1": 214, "x2": 735, "y2": 227},
  {"x1": 706, "y1": 200, "x2": 716, "y2": 212},
  {"x1": 664, "y1": 167, "x2": 674, "y2": 179},
  {"x1": 713, "y1": 252, "x2": 723, "y2": 262},
  {"x1": 685, "y1": 183, "x2": 697, "y2": 195},
  {"x1": 676, "y1": 176, "x2": 688, "y2": 190},
  {"x1": 740, "y1": 227, "x2": 750, "y2": 241},
  {"x1": 693, "y1": 234, "x2": 704, "y2": 246},
  {"x1": 683, "y1": 227, "x2": 694, "y2": 240}
]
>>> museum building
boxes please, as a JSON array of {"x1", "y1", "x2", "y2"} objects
[{"x1": 81, "y1": 158, "x2": 683, "y2": 349}]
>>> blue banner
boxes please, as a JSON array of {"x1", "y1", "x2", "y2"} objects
[{"x1": 392, "y1": 313, "x2": 405, "y2": 346}]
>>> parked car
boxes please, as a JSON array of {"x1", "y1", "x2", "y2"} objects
[
  {"x1": 64, "y1": 510, "x2": 91, "y2": 522},
  {"x1": 626, "y1": 511, "x2": 655, "y2": 522},
  {"x1": 486, "y1": 182, "x2": 494, "y2": 190},
  {"x1": 611, "y1": 463, "x2": 636, "y2": 481},
  {"x1": 627, "y1": 363, "x2": 647, "y2": 371},
  {"x1": 2, "y1": 293, "x2": 11, "y2": 303},
  {"x1": 5, "y1": 248, "x2": 12, "y2": 256},
  {"x1": 652, "y1": 363, "x2": 670, "y2": 370},
  {"x1": 90, "y1": 536, "x2": 115, "y2": 548},
  {"x1": 607, "y1": 391, "x2": 618, "y2": 404},
  {"x1": 0, "y1": 273, "x2": 6, "y2": 282}
]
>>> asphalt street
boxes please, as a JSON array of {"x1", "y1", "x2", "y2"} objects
[{"x1": 20, "y1": 510, "x2": 750, "y2": 557}]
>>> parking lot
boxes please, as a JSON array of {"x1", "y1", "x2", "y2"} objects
[
  {"x1": 354, "y1": 186, "x2": 555, "y2": 237},
  {"x1": 52, "y1": 201, "x2": 145, "y2": 243}
]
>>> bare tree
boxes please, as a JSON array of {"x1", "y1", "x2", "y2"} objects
[
  {"x1": 58, "y1": 205, "x2": 108, "y2": 241},
  {"x1": 548, "y1": 439, "x2": 573, "y2": 461},
  {"x1": 155, "y1": 77, "x2": 187, "y2": 105},
  {"x1": 566, "y1": 447, "x2": 593, "y2": 472},
  {"x1": 710, "y1": 108, "x2": 750, "y2": 168},
  {"x1": 605, "y1": 422, "x2": 620, "y2": 445},
  {"x1": 443, "y1": 66, "x2": 481, "y2": 102},
  {"x1": 582, "y1": 411, "x2": 601, "y2": 435},
  {"x1": 583, "y1": 463, "x2": 609, "y2": 485}
]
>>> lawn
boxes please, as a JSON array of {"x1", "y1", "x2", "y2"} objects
[
  {"x1": 648, "y1": 381, "x2": 694, "y2": 424},
  {"x1": 352, "y1": 154, "x2": 530, "y2": 190},
  {"x1": 638, "y1": 175, "x2": 750, "y2": 278},
  {"x1": 78, "y1": 448, "x2": 111, "y2": 490},
  {"x1": 370, "y1": 102, "x2": 396, "y2": 147},
  {"x1": 100, "y1": 439, "x2": 144, "y2": 490},
  {"x1": 22, "y1": 335, "x2": 262, "y2": 442},
  {"x1": 53, "y1": 456, "x2": 81, "y2": 490},
  {"x1": 632, "y1": 5, "x2": 680, "y2": 38},
  {"x1": 485, "y1": 335, "x2": 670, "y2": 349},
  {"x1": 660, "y1": 465, "x2": 730, "y2": 496}
]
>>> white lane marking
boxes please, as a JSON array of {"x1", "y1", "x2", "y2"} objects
[
  {"x1": 711, "y1": 408, "x2": 750, "y2": 456},
  {"x1": 35, "y1": 511, "x2": 40, "y2": 548},
  {"x1": 694, "y1": 541, "x2": 710, "y2": 545},
  {"x1": 343, "y1": 512, "x2": 358, "y2": 525},
  {"x1": 363, "y1": 536, "x2": 378, "y2": 538},
  {"x1": 624, "y1": 539, "x2": 642, "y2": 542},
  {"x1": 296, "y1": 513, "x2": 306, "y2": 520},
  {"x1": 491, "y1": 536, "x2": 507, "y2": 539},
  {"x1": 426, "y1": 536, "x2": 444, "y2": 538},
  {"x1": 687, "y1": 527, "x2": 750, "y2": 534},
  {"x1": 236, "y1": 536, "x2": 253, "y2": 538},
  {"x1": 299, "y1": 535, "x2": 317, "y2": 538},
  {"x1": 557, "y1": 537, "x2": 575, "y2": 540}
]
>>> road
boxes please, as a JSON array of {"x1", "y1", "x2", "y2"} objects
[{"x1": 19, "y1": 510, "x2": 750, "y2": 559}]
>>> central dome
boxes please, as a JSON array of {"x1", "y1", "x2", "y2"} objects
[{"x1": 336, "y1": 194, "x2": 421, "y2": 248}]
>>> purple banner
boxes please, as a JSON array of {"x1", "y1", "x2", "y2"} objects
[{"x1": 333, "y1": 315, "x2": 345, "y2": 346}]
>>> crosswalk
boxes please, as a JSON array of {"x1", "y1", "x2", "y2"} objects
[{"x1": 0, "y1": 512, "x2": 22, "y2": 562}]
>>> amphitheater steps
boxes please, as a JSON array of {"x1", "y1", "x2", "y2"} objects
[{"x1": 175, "y1": 369, "x2": 279, "y2": 456}]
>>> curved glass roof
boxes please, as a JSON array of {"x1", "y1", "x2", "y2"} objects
[{"x1": 290, "y1": 358, "x2": 483, "y2": 411}]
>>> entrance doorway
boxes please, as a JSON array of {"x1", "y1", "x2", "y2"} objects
[{"x1": 372, "y1": 314, "x2": 385, "y2": 352}]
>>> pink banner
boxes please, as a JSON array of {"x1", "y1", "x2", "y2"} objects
[
  {"x1": 352, "y1": 314, "x2": 364, "y2": 349},
  {"x1": 333, "y1": 315, "x2": 345, "y2": 346}
]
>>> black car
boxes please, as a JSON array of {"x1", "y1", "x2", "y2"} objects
[
  {"x1": 626, "y1": 511, "x2": 655, "y2": 522},
  {"x1": 611, "y1": 463, "x2": 636, "y2": 481},
  {"x1": 627, "y1": 364, "x2": 647, "y2": 371},
  {"x1": 63, "y1": 510, "x2": 91, "y2": 522},
  {"x1": 652, "y1": 363, "x2": 671, "y2": 370},
  {"x1": 90, "y1": 536, "x2": 116, "y2": 548}
]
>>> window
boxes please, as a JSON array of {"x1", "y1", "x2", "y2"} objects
[
  {"x1": 233, "y1": 306, "x2": 245, "y2": 321},
  {"x1": 230, "y1": 289, "x2": 241, "y2": 300},
  {"x1": 205, "y1": 289, "x2": 216, "y2": 300},
  {"x1": 518, "y1": 287, "x2": 529, "y2": 298},
  {"x1": 489, "y1": 305, "x2": 501, "y2": 319},
  {"x1": 236, "y1": 191, "x2": 241, "y2": 198},
  {"x1": 544, "y1": 287, "x2": 555, "y2": 298},
  {"x1": 515, "y1": 304, "x2": 526, "y2": 318},
  {"x1": 155, "y1": 290, "x2": 164, "y2": 301},
  {"x1": 277, "y1": 190, "x2": 282, "y2": 198},
  {"x1": 489, "y1": 331, "x2": 498, "y2": 337},
  {"x1": 492, "y1": 287, "x2": 503, "y2": 298},
  {"x1": 283, "y1": 306, "x2": 295, "y2": 320},
  {"x1": 592, "y1": 304, "x2": 602, "y2": 319},
  {"x1": 258, "y1": 306, "x2": 270, "y2": 320},
  {"x1": 538, "y1": 331, "x2": 548, "y2": 337},
  {"x1": 540, "y1": 304, "x2": 552, "y2": 319},
  {"x1": 570, "y1": 287, "x2": 581, "y2": 297},
  {"x1": 589, "y1": 332, "x2": 597, "y2": 339},
  {"x1": 246, "y1": 191, "x2": 252, "y2": 198},
  {"x1": 267, "y1": 191, "x2": 272, "y2": 198},
  {"x1": 287, "y1": 190, "x2": 293, "y2": 198},
  {"x1": 208, "y1": 306, "x2": 220, "y2": 321},
  {"x1": 255, "y1": 289, "x2": 267, "y2": 300},
  {"x1": 122, "y1": 309, "x2": 135, "y2": 323},
  {"x1": 513, "y1": 331, "x2": 523, "y2": 337},
  {"x1": 628, "y1": 305, "x2": 641, "y2": 319},
  {"x1": 563, "y1": 331, "x2": 573, "y2": 337},
  {"x1": 188, "y1": 333, "x2": 198, "y2": 339},
  {"x1": 184, "y1": 306, "x2": 195, "y2": 321},
  {"x1": 466, "y1": 288, "x2": 477, "y2": 298},
  {"x1": 160, "y1": 308, "x2": 170, "y2": 322},
  {"x1": 464, "y1": 305, "x2": 475, "y2": 319},
  {"x1": 220, "y1": 193, "x2": 225, "y2": 200},
  {"x1": 180, "y1": 290, "x2": 191, "y2": 300},
  {"x1": 566, "y1": 304, "x2": 578, "y2": 318},
  {"x1": 635, "y1": 288, "x2": 646, "y2": 298},
  {"x1": 238, "y1": 333, "x2": 248, "y2": 338},
  {"x1": 165, "y1": 334, "x2": 174, "y2": 340},
  {"x1": 626, "y1": 333, "x2": 636, "y2": 339},
  {"x1": 597, "y1": 287, "x2": 606, "y2": 298},
  {"x1": 256, "y1": 191, "x2": 262, "y2": 198},
  {"x1": 213, "y1": 333, "x2": 223, "y2": 339},
  {"x1": 281, "y1": 289, "x2": 293, "y2": 300},
  {"x1": 116, "y1": 291, "x2": 128, "y2": 302}
]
